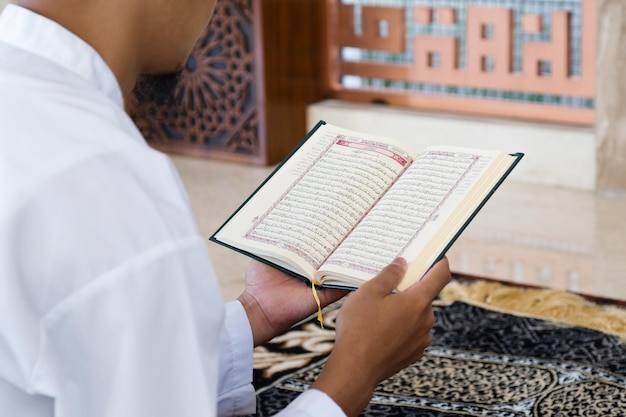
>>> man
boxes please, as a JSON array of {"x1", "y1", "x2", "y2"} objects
[{"x1": 0, "y1": 1, "x2": 451, "y2": 416}]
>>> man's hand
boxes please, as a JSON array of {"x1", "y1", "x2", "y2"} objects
[
  {"x1": 238, "y1": 260, "x2": 348, "y2": 346},
  {"x1": 312, "y1": 257, "x2": 451, "y2": 417}
]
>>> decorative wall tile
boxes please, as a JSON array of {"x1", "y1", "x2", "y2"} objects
[{"x1": 326, "y1": 0, "x2": 595, "y2": 125}]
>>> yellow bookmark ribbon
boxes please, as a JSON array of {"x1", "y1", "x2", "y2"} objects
[{"x1": 311, "y1": 279, "x2": 324, "y2": 328}]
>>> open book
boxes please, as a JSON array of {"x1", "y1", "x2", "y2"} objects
[{"x1": 210, "y1": 121, "x2": 523, "y2": 291}]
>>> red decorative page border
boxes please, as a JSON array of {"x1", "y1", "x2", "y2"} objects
[
  {"x1": 325, "y1": 151, "x2": 480, "y2": 275},
  {"x1": 244, "y1": 135, "x2": 413, "y2": 270}
]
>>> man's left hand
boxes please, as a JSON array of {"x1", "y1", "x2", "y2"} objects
[{"x1": 238, "y1": 260, "x2": 348, "y2": 346}]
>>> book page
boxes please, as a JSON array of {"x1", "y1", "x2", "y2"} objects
[
  {"x1": 212, "y1": 122, "x2": 417, "y2": 280},
  {"x1": 318, "y1": 147, "x2": 511, "y2": 287}
]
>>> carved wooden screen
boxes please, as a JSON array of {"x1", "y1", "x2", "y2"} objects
[
  {"x1": 325, "y1": 0, "x2": 595, "y2": 125},
  {"x1": 131, "y1": 0, "x2": 328, "y2": 164},
  {"x1": 131, "y1": 0, "x2": 267, "y2": 164}
]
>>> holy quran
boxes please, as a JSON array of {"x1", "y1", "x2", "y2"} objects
[{"x1": 210, "y1": 121, "x2": 523, "y2": 291}]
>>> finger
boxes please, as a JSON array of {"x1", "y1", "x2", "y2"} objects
[
  {"x1": 407, "y1": 257, "x2": 451, "y2": 300},
  {"x1": 363, "y1": 257, "x2": 408, "y2": 295}
]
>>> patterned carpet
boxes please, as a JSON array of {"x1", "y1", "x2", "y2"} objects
[{"x1": 247, "y1": 287, "x2": 626, "y2": 416}]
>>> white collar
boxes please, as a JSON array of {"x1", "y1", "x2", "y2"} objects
[{"x1": 0, "y1": 4, "x2": 124, "y2": 107}]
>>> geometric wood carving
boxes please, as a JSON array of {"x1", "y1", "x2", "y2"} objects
[
  {"x1": 325, "y1": 0, "x2": 596, "y2": 126},
  {"x1": 523, "y1": 11, "x2": 572, "y2": 84},
  {"x1": 438, "y1": 7, "x2": 457, "y2": 25},
  {"x1": 412, "y1": 36, "x2": 460, "y2": 83},
  {"x1": 339, "y1": 4, "x2": 405, "y2": 53},
  {"x1": 523, "y1": 14, "x2": 544, "y2": 34},
  {"x1": 131, "y1": 0, "x2": 265, "y2": 163},
  {"x1": 415, "y1": 7, "x2": 433, "y2": 25},
  {"x1": 466, "y1": 7, "x2": 514, "y2": 76},
  {"x1": 130, "y1": 0, "x2": 328, "y2": 164}
]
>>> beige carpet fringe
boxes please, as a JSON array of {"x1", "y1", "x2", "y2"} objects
[{"x1": 440, "y1": 280, "x2": 626, "y2": 341}]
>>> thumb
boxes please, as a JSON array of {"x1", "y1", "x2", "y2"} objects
[{"x1": 366, "y1": 257, "x2": 408, "y2": 295}]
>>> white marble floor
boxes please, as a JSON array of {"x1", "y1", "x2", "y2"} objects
[{"x1": 172, "y1": 154, "x2": 626, "y2": 303}]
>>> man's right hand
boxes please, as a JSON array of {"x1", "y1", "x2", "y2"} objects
[{"x1": 311, "y1": 257, "x2": 451, "y2": 417}]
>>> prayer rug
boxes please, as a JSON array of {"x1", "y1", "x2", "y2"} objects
[{"x1": 247, "y1": 282, "x2": 626, "y2": 416}]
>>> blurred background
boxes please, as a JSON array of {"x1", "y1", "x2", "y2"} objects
[{"x1": 4, "y1": 0, "x2": 625, "y2": 302}]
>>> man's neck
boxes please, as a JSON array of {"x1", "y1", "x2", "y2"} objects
[{"x1": 17, "y1": 0, "x2": 142, "y2": 97}]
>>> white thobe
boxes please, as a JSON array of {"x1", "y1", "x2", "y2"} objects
[{"x1": 0, "y1": 4, "x2": 344, "y2": 417}]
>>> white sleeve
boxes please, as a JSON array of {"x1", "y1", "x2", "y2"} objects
[
  {"x1": 217, "y1": 302, "x2": 345, "y2": 417},
  {"x1": 217, "y1": 301, "x2": 256, "y2": 416},
  {"x1": 274, "y1": 389, "x2": 346, "y2": 417},
  {"x1": 28, "y1": 240, "x2": 230, "y2": 417}
]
